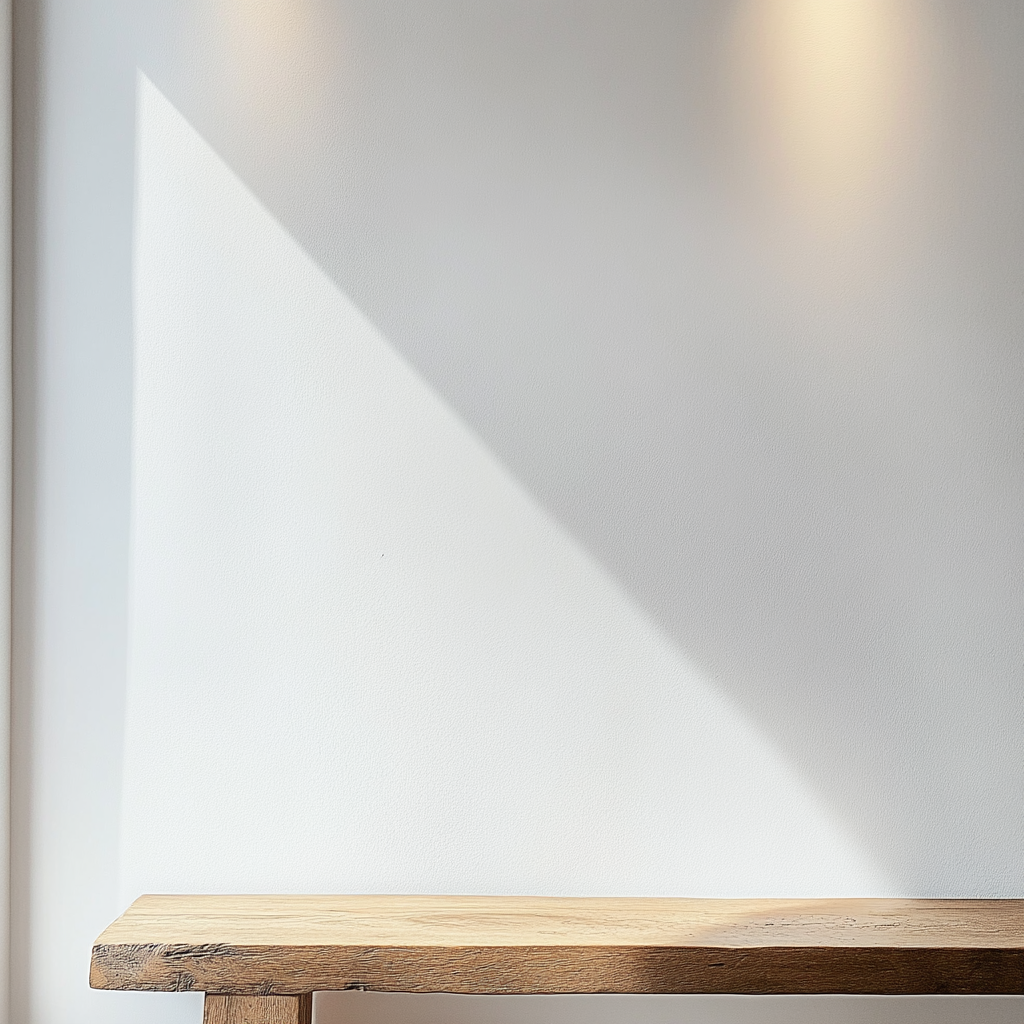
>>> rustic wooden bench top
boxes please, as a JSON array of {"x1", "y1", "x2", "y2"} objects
[{"x1": 92, "y1": 895, "x2": 1024, "y2": 1000}]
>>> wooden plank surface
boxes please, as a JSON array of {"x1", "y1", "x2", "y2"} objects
[{"x1": 91, "y1": 895, "x2": 1024, "y2": 996}]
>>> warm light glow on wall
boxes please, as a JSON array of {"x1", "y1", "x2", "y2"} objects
[
  {"x1": 731, "y1": 0, "x2": 929, "y2": 236},
  {"x1": 218, "y1": 0, "x2": 335, "y2": 120},
  {"x1": 222, "y1": 0, "x2": 308, "y2": 61}
]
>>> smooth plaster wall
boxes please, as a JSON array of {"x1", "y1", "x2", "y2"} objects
[
  {"x1": 11, "y1": 1, "x2": 1024, "y2": 1023},
  {"x1": 124, "y1": 71, "x2": 891, "y2": 902}
]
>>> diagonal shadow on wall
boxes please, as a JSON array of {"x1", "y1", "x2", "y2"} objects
[
  {"x1": 131, "y1": 0, "x2": 1024, "y2": 898},
  {"x1": 122, "y1": 73, "x2": 890, "y2": 904}
]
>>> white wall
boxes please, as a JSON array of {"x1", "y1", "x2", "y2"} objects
[
  {"x1": 124, "y1": 72, "x2": 890, "y2": 903},
  {"x1": 12, "y1": 0, "x2": 138, "y2": 1021},
  {"x1": 12, "y1": 2, "x2": 1024, "y2": 1023}
]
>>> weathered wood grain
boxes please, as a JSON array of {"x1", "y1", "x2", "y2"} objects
[
  {"x1": 90, "y1": 895, "x2": 1024, "y2": 996},
  {"x1": 203, "y1": 994, "x2": 312, "y2": 1024}
]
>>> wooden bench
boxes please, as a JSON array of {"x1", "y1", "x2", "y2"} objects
[{"x1": 91, "y1": 895, "x2": 1024, "y2": 1023}]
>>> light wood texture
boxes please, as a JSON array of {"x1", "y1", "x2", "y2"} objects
[
  {"x1": 91, "y1": 895, "x2": 1024, "y2": 996},
  {"x1": 203, "y1": 994, "x2": 312, "y2": 1024}
]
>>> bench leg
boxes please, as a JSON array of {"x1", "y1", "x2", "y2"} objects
[{"x1": 203, "y1": 994, "x2": 313, "y2": 1024}]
